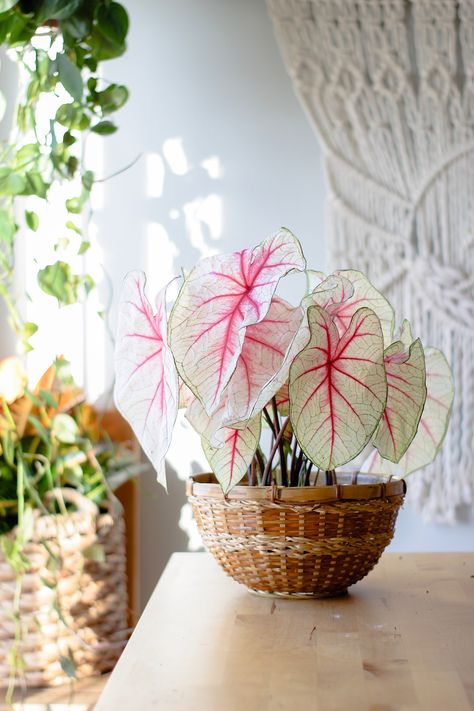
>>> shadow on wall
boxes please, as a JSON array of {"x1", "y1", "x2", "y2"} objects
[{"x1": 138, "y1": 462, "x2": 190, "y2": 612}]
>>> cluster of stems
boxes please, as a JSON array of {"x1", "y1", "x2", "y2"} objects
[{"x1": 247, "y1": 397, "x2": 337, "y2": 487}]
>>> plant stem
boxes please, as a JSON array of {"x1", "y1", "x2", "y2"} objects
[
  {"x1": 262, "y1": 417, "x2": 291, "y2": 486},
  {"x1": 255, "y1": 447, "x2": 265, "y2": 484},
  {"x1": 325, "y1": 469, "x2": 336, "y2": 485},
  {"x1": 262, "y1": 407, "x2": 277, "y2": 437},
  {"x1": 271, "y1": 397, "x2": 287, "y2": 486},
  {"x1": 295, "y1": 448, "x2": 304, "y2": 484},
  {"x1": 290, "y1": 436, "x2": 298, "y2": 485}
]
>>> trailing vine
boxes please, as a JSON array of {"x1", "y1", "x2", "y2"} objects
[
  {"x1": 0, "y1": 0, "x2": 130, "y2": 350},
  {"x1": 0, "y1": 1, "x2": 132, "y2": 699}
]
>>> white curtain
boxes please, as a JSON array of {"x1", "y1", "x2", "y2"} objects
[{"x1": 267, "y1": 0, "x2": 474, "y2": 522}]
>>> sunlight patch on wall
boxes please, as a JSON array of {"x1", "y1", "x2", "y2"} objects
[
  {"x1": 182, "y1": 193, "x2": 223, "y2": 258},
  {"x1": 146, "y1": 222, "x2": 179, "y2": 297},
  {"x1": 146, "y1": 152, "x2": 165, "y2": 198},
  {"x1": 201, "y1": 155, "x2": 222, "y2": 179},
  {"x1": 21, "y1": 182, "x2": 85, "y2": 387},
  {"x1": 86, "y1": 132, "x2": 105, "y2": 211},
  {"x1": 82, "y1": 221, "x2": 107, "y2": 402},
  {"x1": 162, "y1": 137, "x2": 190, "y2": 176}
]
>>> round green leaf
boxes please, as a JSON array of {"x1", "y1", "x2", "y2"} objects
[
  {"x1": 56, "y1": 102, "x2": 90, "y2": 130},
  {"x1": 91, "y1": 120, "x2": 117, "y2": 135},
  {"x1": 65, "y1": 197, "x2": 82, "y2": 214},
  {"x1": 97, "y1": 84, "x2": 129, "y2": 114},
  {"x1": 96, "y1": 2, "x2": 129, "y2": 46},
  {"x1": 25, "y1": 210, "x2": 39, "y2": 232},
  {"x1": 23, "y1": 172, "x2": 49, "y2": 198},
  {"x1": 57, "y1": 52, "x2": 83, "y2": 102},
  {"x1": 37, "y1": 261, "x2": 79, "y2": 305},
  {"x1": 0, "y1": 169, "x2": 26, "y2": 196}
]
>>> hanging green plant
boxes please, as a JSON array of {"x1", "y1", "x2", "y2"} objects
[{"x1": 0, "y1": 0, "x2": 130, "y2": 350}]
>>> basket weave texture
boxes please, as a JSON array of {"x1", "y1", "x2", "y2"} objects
[
  {"x1": 187, "y1": 473, "x2": 406, "y2": 597},
  {"x1": 0, "y1": 489, "x2": 129, "y2": 688}
]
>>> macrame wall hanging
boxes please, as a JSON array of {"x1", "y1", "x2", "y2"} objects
[{"x1": 266, "y1": 0, "x2": 474, "y2": 523}]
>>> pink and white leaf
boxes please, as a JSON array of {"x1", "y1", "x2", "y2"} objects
[
  {"x1": 362, "y1": 347, "x2": 454, "y2": 476},
  {"x1": 169, "y1": 228, "x2": 305, "y2": 415},
  {"x1": 399, "y1": 319, "x2": 414, "y2": 346},
  {"x1": 223, "y1": 296, "x2": 302, "y2": 426},
  {"x1": 114, "y1": 271, "x2": 178, "y2": 488},
  {"x1": 202, "y1": 415, "x2": 262, "y2": 493},
  {"x1": 289, "y1": 306, "x2": 387, "y2": 470},
  {"x1": 185, "y1": 395, "x2": 227, "y2": 448},
  {"x1": 372, "y1": 338, "x2": 426, "y2": 463},
  {"x1": 178, "y1": 379, "x2": 194, "y2": 409},
  {"x1": 305, "y1": 273, "x2": 354, "y2": 311},
  {"x1": 304, "y1": 269, "x2": 326, "y2": 294},
  {"x1": 274, "y1": 382, "x2": 290, "y2": 416},
  {"x1": 329, "y1": 270, "x2": 395, "y2": 345}
]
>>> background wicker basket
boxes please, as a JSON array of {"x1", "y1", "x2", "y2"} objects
[
  {"x1": 187, "y1": 473, "x2": 406, "y2": 597},
  {"x1": 0, "y1": 488, "x2": 129, "y2": 688}
]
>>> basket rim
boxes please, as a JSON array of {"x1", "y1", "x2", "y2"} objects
[{"x1": 186, "y1": 472, "x2": 406, "y2": 502}]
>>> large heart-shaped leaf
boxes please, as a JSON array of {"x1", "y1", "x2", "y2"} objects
[
  {"x1": 114, "y1": 272, "x2": 178, "y2": 488},
  {"x1": 372, "y1": 338, "x2": 426, "y2": 463},
  {"x1": 362, "y1": 347, "x2": 453, "y2": 476},
  {"x1": 289, "y1": 306, "x2": 387, "y2": 470},
  {"x1": 169, "y1": 229, "x2": 305, "y2": 415},
  {"x1": 223, "y1": 296, "x2": 302, "y2": 426},
  {"x1": 202, "y1": 415, "x2": 261, "y2": 493},
  {"x1": 328, "y1": 270, "x2": 395, "y2": 345},
  {"x1": 184, "y1": 297, "x2": 300, "y2": 443}
]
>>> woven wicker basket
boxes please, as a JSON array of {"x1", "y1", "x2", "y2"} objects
[
  {"x1": 0, "y1": 488, "x2": 129, "y2": 688},
  {"x1": 187, "y1": 473, "x2": 406, "y2": 598}
]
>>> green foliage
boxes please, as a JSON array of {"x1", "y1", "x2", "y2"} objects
[
  {"x1": 37, "y1": 260, "x2": 94, "y2": 305},
  {"x1": 0, "y1": 0, "x2": 130, "y2": 349},
  {"x1": 0, "y1": 361, "x2": 141, "y2": 538}
]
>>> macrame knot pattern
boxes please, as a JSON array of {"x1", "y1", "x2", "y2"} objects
[
  {"x1": 409, "y1": 257, "x2": 474, "y2": 335},
  {"x1": 267, "y1": 0, "x2": 474, "y2": 522}
]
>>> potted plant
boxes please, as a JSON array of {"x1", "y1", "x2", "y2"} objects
[
  {"x1": 114, "y1": 229, "x2": 454, "y2": 598},
  {"x1": 0, "y1": 356, "x2": 142, "y2": 699}
]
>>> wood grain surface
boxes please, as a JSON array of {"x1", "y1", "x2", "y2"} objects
[{"x1": 96, "y1": 551, "x2": 474, "y2": 711}]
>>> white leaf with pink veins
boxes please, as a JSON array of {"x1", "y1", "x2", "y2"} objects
[
  {"x1": 186, "y1": 297, "x2": 306, "y2": 442},
  {"x1": 169, "y1": 229, "x2": 306, "y2": 415},
  {"x1": 307, "y1": 271, "x2": 394, "y2": 346},
  {"x1": 330, "y1": 270, "x2": 395, "y2": 345},
  {"x1": 361, "y1": 346, "x2": 453, "y2": 477},
  {"x1": 202, "y1": 415, "x2": 262, "y2": 493},
  {"x1": 114, "y1": 272, "x2": 178, "y2": 489},
  {"x1": 223, "y1": 296, "x2": 303, "y2": 427},
  {"x1": 289, "y1": 306, "x2": 387, "y2": 471},
  {"x1": 372, "y1": 338, "x2": 426, "y2": 463}
]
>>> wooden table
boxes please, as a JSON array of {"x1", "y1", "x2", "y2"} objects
[{"x1": 95, "y1": 552, "x2": 474, "y2": 711}]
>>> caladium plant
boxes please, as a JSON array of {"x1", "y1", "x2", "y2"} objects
[{"x1": 114, "y1": 230, "x2": 454, "y2": 493}]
